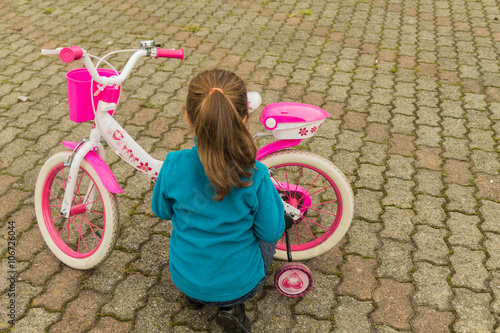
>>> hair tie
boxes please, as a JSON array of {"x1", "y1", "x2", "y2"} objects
[{"x1": 209, "y1": 87, "x2": 224, "y2": 95}]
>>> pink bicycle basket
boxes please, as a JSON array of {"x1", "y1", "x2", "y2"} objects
[{"x1": 66, "y1": 68, "x2": 121, "y2": 123}]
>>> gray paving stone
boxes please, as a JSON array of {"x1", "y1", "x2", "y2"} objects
[
  {"x1": 415, "y1": 169, "x2": 444, "y2": 196},
  {"x1": 336, "y1": 130, "x2": 364, "y2": 152},
  {"x1": 295, "y1": 271, "x2": 339, "y2": 318},
  {"x1": 382, "y1": 178, "x2": 415, "y2": 209},
  {"x1": 355, "y1": 163, "x2": 386, "y2": 190},
  {"x1": 291, "y1": 316, "x2": 333, "y2": 333},
  {"x1": 133, "y1": 233, "x2": 170, "y2": 276},
  {"x1": 344, "y1": 220, "x2": 382, "y2": 257},
  {"x1": 415, "y1": 126, "x2": 441, "y2": 147},
  {"x1": 385, "y1": 155, "x2": 414, "y2": 180},
  {"x1": 452, "y1": 288, "x2": 495, "y2": 333},
  {"x1": 0, "y1": 282, "x2": 43, "y2": 330},
  {"x1": 11, "y1": 307, "x2": 61, "y2": 333},
  {"x1": 442, "y1": 137, "x2": 470, "y2": 161},
  {"x1": 332, "y1": 296, "x2": 374, "y2": 333},
  {"x1": 252, "y1": 291, "x2": 296, "y2": 332},
  {"x1": 412, "y1": 262, "x2": 452, "y2": 311},
  {"x1": 490, "y1": 271, "x2": 500, "y2": 315},
  {"x1": 331, "y1": 150, "x2": 360, "y2": 176},
  {"x1": 82, "y1": 250, "x2": 136, "y2": 293},
  {"x1": 132, "y1": 296, "x2": 181, "y2": 333},
  {"x1": 484, "y1": 232, "x2": 500, "y2": 270},
  {"x1": 376, "y1": 238, "x2": 415, "y2": 282},
  {"x1": 412, "y1": 225, "x2": 449, "y2": 265},
  {"x1": 450, "y1": 246, "x2": 489, "y2": 291},
  {"x1": 471, "y1": 150, "x2": 500, "y2": 174},
  {"x1": 101, "y1": 273, "x2": 157, "y2": 320},
  {"x1": 412, "y1": 194, "x2": 447, "y2": 227},
  {"x1": 479, "y1": 200, "x2": 500, "y2": 233},
  {"x1": 380, "y1": 207, "x2": 414, "y2": 242},
  {"x1": 445, "y1": 184, "x2": 477, "y2": 214},
  {"x1": 359, "y1": 142, "x2": 388, "y2": 165},
  {"x1": 447, "y1": 212, "x2": 482, "y2": 248}
]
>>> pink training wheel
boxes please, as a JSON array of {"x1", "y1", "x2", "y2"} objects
[{"x1": 274, "y1": 262, "x2": 313, "y2": 298}]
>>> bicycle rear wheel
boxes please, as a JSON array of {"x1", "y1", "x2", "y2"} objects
[
  {"x1": 260, "y1": 150, "x2": 354, "y2": 260},
  {"x1": 34, "y1": 151, "x2": 119, "y2": 269}
]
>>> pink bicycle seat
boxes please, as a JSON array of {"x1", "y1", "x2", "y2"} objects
[{"x1": 259, "y1": 103, "x2": 330, "y2": 140}]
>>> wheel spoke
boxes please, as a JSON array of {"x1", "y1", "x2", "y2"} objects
[
  {"x1": 285, "y1": 166, "x2": 290, "y2": 189},
  {"x1": 83, "y1": 182, "x2": 96, "y2": 210},
  {"x1": 86, "y1": 209, "x2": 104, "y2": 216},
  {"x1": 66, "y1": 216, "x2": 73, "y2": 247},
  {"x1": 72, "y1": 216, "x2": 90, "y2": 253},
  {"x1": 271, "y1": 176, "x2": 292, "y2": 201},
  {"x1": 299, "y1": 214, "x2": 328, "y2": 230},
  {"x1": 78, "y1": 208, "x2": 84, "y2": 252},
  {"x1": 87, "y1": 222, "x2": 103, "y2": 231},
  {"x1": 53, "y1": 174, "x2": 66, "y2": 191},
  {"x1": 75, "y1": 172, "x2": 85, "y2": 204},
  {"x1": 302, "y1": 199, "x2": 338, "y2": 209},
  {"x1": 82, "y1": 198, "x2": 102, "y2": 206},
  {"x1": 295, "y1": 166, "x2": 303, "y2": 190},
  {"x1": 82, "y1": 211, "x2": 100, "y2": 246},
  {"x1": 49, "y1": 190, "x2": 63, "y2": 205},
  {"x1": 297, "y1": 173, "x2": 320, "y2": 204},
  {"x1": 300, "y1": 217, "x2": 316, "y2": 239},
  {"x1": 57, "y1": 217, "x2": 71, "y2": 236},
  {"x1": 306, "y1": 207, "x2": 338, "y2": 217},
  {"x1": 307, "y1": 185, "x2": 332, "y2": 197},
  {"x1": 294, "y1": 222, "x2": 301, "y2": 245}
]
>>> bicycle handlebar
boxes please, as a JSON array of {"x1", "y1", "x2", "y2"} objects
[
  {"x1": 60, "y1": 46, "x2": 84, "y2": 63},
  {"x1": 41, "y1": 44, "x2": 184, "y2": 86},
  {"x1": 156, "y1": 48, "x2": 184, "y2": 60}
]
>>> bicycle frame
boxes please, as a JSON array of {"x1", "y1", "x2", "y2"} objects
[{"x1": 60, "y1": 96, "x2": 162, "y2": 217}]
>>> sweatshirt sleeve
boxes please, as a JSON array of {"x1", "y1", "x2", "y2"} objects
[
  {"x1": 252, "y1": 167, "x2": 285, "y2": 243},
  {"x1": 151, "y1": 159, "x2": 174, "y2": 221}
]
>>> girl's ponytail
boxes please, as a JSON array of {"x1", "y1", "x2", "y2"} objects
[{"x1": 186, "y1": 69, "x2": 257, "y2": 201}]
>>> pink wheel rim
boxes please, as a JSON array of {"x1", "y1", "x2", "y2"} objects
[
  {"x1": 271, "y1": 163, "x2": 343, "y2": 252},
  {"x1": 41, "y1": 163, "x2": 106, "y2": 258}
]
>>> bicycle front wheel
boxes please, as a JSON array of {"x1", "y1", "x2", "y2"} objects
[
  {"x1": 34, "y1": 151, "x2": 119, "y2": 269},
  {"x1": 260, "y1": 150, "x2": 354, "y2": 260}
]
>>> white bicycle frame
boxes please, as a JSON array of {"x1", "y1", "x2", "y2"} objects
[{"x1": 59, "y1": 49, "x2": 164, "y2": 218}]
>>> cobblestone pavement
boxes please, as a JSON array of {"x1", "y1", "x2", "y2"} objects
[{"x1": 0, "y1": 0, "x2": 499, "y2": 332}]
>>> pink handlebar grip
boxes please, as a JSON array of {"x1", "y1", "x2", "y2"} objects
[
  {"x1": 156, "y1": 48, "x2": 184, "y2": 60},
  {"x1": 60, "y1": 46, "x2": 83, "y2": 63}
]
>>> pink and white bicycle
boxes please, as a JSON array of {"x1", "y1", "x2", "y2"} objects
[{"x1": 35, "y1": 41, "x2": 354, "y2": 297}]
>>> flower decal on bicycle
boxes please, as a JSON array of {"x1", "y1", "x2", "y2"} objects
[
  {"x1": 138, "y1": 162, "x2": 152, "y2": 172},
  {"x1": 151, "y1": 172, "x2": 159, "y2": 182},
  {"x1": 310, "y1": 126, "x2": 318, "y2": 133},
  {"x1": 299, "y1": 128, "x2": 309, "y2": 136}
]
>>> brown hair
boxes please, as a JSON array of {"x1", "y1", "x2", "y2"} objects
[{"x1": 186, "y1": 69, "x2": 257, "y2": 201}]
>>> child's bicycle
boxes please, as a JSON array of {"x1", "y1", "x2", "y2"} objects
[{"x1": 35, "y1": 41, "x2": 354, "y2": 298}]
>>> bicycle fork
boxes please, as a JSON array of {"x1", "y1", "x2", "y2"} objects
[{"x1": 60, "y1": 129, "x2": 105, "y2": 218}]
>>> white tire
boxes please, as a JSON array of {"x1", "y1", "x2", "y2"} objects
[{"x1": 35, "y1": 151, "x2": 119, "y2": 269}]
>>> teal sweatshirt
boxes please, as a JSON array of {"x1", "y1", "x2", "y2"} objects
[{"x1": 151, "y1": 144, "x2": 285, "y2": 302}]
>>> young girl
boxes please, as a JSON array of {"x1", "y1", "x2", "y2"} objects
[{"x1": 152, "y1": 69, "x2": 285, "y2": 332}]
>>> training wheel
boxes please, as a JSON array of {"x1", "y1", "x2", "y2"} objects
[{"x1": 274, "y1": 262, "x2": 313, "y2": 298}]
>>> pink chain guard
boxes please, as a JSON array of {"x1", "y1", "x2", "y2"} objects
[{"x1": 62, "y1": 141, "x2": 123, "y2": 193}]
